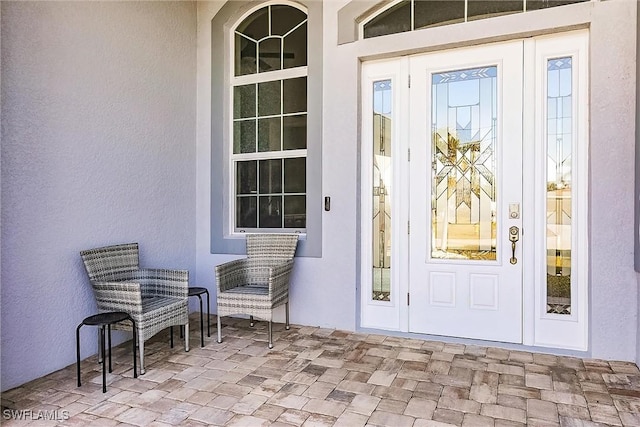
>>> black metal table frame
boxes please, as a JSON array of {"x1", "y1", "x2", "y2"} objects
[
  {"x1": 76, "y1": 312, "x2": 137, "y2": 393},
  {"x1": 176, "y1": 287, "x2": 210, "y2": 348}
]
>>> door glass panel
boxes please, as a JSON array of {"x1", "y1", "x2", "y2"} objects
[
  {"x1": 546, "y1": 57, "x2": 572, "y2": 315},
  {"x1": 431, "y1": 66, "x2": 497, "y2": 260},
  {"x1": 373, "y1": 79, "x2": 392, "y2": 301}
]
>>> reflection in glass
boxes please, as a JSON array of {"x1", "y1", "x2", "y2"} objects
[
  {"x1": 258, "y1": 37, "x2": 282, "y2": 72},
  {"x1": 283, "y1": 77, "x2": 307, "y2": 114},
  {"x1": 414, "y1": 0, "x2": 465, "y2": 30},
  {"x1": 258, "y1": 80, "x2": 281, "y2": 117},
  {"x1": 283, "y1": 23, "x2": 307, "y2": 69},
  {"x1": 236, "y1": 161, "x2": 257, "y2": 195},
  {"x1": 233, "y1": 5, "x2": 308, "y2": 231},
  {"x1": 235, "y1": 157, "x2": 306, "y2": 230},
  {"x1": 234, "y1": 120, "x2": 256, "y2": 154},
  {"x1": 235, "y1": 34, "x2": 257, "y2": 76},
  {"x1": 284, "y1": 157, "x2": 306, "y2": 193},
  {"x1": 467, "y1": 0, "x2": 523, "y2": 21},
  {"x1": 236, "y1": 196, "x2": 257, "y2": 228},
  {"x1": 259, "y1": 159, "x2": 282, "y2": 194},
  {"x1": 527, "y1": 0, "x2": 587, "y2": 11},
  {"x1": 271, "y1": 5, "x2": 307, "y2": 36},
  {"x1": 431, "y1": 66, "x2": 498, "y2": 260},
  {"x1": 259, "y1": 196, "x2": 282, "y2": 228},
  {"x1": 363, "y1": 0, "x2": 589, "y2": 39},
  {"x1": 546, "y1": 57, "x2": 573, "y2": 315},
  {"x1": 283, "y1": 115, "x2": 307, "y2": 150},
  {"x1": 372, "y1": 80, "x2": 392, "y2": 302},
  {"x1": 258, "y1": 118, "x2": 281, "y2": 152},
  {"x1": 284, "y1": 195, "x2": 306, "y2": 228},
  {"x1": 234, "y1": 5, "x2": 307, "y2": 76},
  {"x1": 234, "y1": 84, "x2": 256, "y2": 119},
  {"x1": 364, "y1": 1, "x2": 411, "y2": 39}
]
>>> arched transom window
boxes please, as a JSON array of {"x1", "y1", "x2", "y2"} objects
[
  {"x1": 362, "y1": 0, "x2": 589, "y2": 39},
  {"x1": 232, "y1": 3, "x2": 308, "y2": 232}
]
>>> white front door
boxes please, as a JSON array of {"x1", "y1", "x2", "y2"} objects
[
  {"x1": 408, "y1": 42, "x2": 524, "y2": 343},
  {"x1": 360, "y1": 31, "x2": 588, "y2": 349}
]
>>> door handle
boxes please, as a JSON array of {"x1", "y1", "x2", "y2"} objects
[{"x1": 509, "y1": 226, "x2": 519, "y2": 265}]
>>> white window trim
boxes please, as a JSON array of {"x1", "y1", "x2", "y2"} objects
[{"x1": 228, "y1": 2, "x2": 309, "y2": 236}]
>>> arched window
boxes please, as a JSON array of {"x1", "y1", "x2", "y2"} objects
[
  {"x1": 232, "y1": 4, "x2": 308, "y2": 231},
  {"x1": 362, "y1": 0, "x2": 589, "y2": 39}
]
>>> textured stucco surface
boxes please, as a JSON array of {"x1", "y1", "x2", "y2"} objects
[
  {"x1": 637, "y1": 1, "x2": 640, "y2": 367},
  {"x1": 196, "y1": 0, "x2": 639, "y2": 362},
  {"x1": 1, "y1": 1, "x2": 197, "y2": 391},
  {"x1": 588, "y1": 0, "x2": 638, "y2": 361}
]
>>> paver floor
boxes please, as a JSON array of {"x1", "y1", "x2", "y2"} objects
[{"x1": 2, "y1": 314, "x2": 640, "y2": 426}]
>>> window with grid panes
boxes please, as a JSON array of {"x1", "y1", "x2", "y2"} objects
[{"x1": 232, "y1": 4, "x2": 308, "y2": 232}]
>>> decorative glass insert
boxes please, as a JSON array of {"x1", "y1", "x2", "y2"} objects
[
  {"x1": 431, "y1": 66, "x2": 498, "y2": 260},
  {"x1": 363, "y1": 0, "x2": 588, "y2": 39},
  {"x1": 232, "y1": 5, "x2": 308, "y2": 232},
  {"x1": 546, "y1": 57, "x2": 572, "y2": 315},
  {"x1": 373, "y1": 80, "x2": 392, "y2": 302}
]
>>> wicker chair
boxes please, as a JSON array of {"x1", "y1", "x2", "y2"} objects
[
  {"x1": 80, "y1": 243, "x2": 189, "y2": 374},
  {"x1": 215, "y1": 234, "x2": 298, "y2": 348}
]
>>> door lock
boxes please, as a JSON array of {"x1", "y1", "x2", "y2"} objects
[{"x1": 509, "y1": 226, "x2": 520, "y2": 265}]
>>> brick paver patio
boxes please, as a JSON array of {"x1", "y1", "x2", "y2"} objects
[{"x1": 2, "y1": 314, "x2": 640, "y2": 426}]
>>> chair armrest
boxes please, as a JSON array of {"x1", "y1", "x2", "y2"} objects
[
  {"x1": 215, "y1": 258, "x2": 294, "y2": 297},
  {"x1": 92, "y1": 281, "x2": 143, "y2": 315},
  {"x1": 215, "y1": 259, "x2": 251, "y2": 292},
  {"x1": 132, "y1": 269, "x2": 189, "y2": 299},
  {"x1": 267, "y1": 259, "x2": 294, "y2": 298}
]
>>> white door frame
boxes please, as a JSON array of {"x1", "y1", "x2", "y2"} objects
[{"x1": 360, "y1": 30, "x2": 589, "y2": 351}]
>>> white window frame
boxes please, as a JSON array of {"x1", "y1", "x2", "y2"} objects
[{"x1": 229, "y1": 1, "x2": 309, "y2": 235}]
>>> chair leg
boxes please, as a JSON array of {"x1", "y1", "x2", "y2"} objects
[
  {"x1": 217, "y1": 314, "x2": 222, "y2": 344},
  {"x1": 285, "y1": 302, "x2": 290, "y2": 330},
  {"x1": 107, "y1": 324, "x2": 113, "y2": 373},
  {"x1": 268, "y1": 321, "x2": 273, "y2": 349},
  {"x1": 250, "y1": 315, "x2": 254, "y2": 327},
  {"x1": 130, "y1": 319, "x2": 137, "y2": 378},
  {"x1": 97, "y1": 329, "x2": 103, "y2": 363},
  {"x1": 139, "y1": 330, "x2": 145, "y2": 375},
  {"x1": 197, "y1": 295, "x2": 204, "y2": 348},
  {"x1": 184, "y1": 322, "x2": 190, "y2": 352},
  {"x1": 170, "y1": 326, "x2": 174, "y2": 348}
]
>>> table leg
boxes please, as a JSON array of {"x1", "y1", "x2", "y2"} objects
[
  {"x1": 205, "y1": 289, "x2": 211, "y2": 337},
  {"x1": 76, "y1": 324, "x2": 82, "y2": 387},
  {"x1": 100, "y1": 326, "x2": 106, "y2": 393},
  {"x1": 108, "y1": 324, "x2": 112, "y2": 373},
  {"x1": 198, "y1": 295, "x2": 204, "y2": 347}
]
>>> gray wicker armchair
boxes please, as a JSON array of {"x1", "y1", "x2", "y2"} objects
[
  {"x1": 215, "y1": 234, "x2": 298, "y2": 348},
  {"x1": 80, "y1": 243, "x2": 189, "y2": 374}
]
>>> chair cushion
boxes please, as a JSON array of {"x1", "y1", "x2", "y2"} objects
[
  {"x1": 224, "y1": 284, "x2": 268, "y2": 295},
  {"x1": 142, "y1": 296, "x2": 185, "y2": 312}
]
